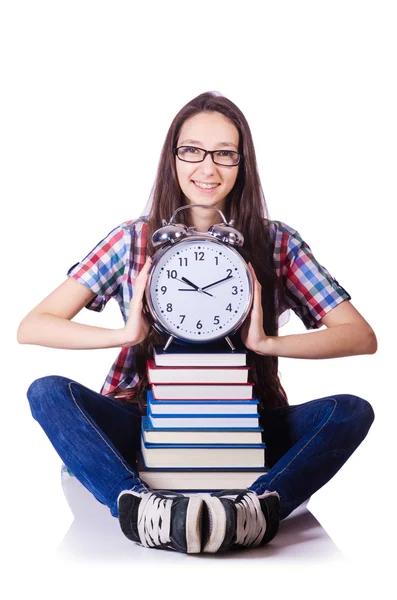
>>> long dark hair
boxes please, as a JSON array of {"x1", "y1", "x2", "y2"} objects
[{"x1": 118, "y1": 92, "x2": 288, "y2": 410}]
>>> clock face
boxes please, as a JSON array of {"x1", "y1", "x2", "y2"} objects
[{"x1": 146, "y1": 236, "x2": 252, "y2": 343}]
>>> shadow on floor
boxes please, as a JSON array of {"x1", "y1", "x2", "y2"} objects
[{"x1": 56, "y1": 471, "x2": 344, "y2": 564}]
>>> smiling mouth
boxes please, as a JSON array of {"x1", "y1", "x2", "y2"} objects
[{"x1": 192, "y1": 180, "x2": 220, "y2": 190}]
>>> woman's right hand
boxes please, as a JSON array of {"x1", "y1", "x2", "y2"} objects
[{"x1": 121, "y1": 256, "x2": 153, "y2": 348}]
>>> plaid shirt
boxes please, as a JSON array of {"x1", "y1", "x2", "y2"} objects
[{"x1": 67, "y1": 218, "x2": 351, "y2": 399}]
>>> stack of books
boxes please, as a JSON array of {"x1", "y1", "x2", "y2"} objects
[{"x1": 137, "y1": 344, "x2": 268, "y2": 492}]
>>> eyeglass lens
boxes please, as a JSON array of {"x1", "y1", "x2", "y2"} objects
[{"x1": 177, "y1": 146, "x2": 239, "y2": 166}]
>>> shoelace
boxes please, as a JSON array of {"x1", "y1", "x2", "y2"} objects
[
  {"x1": 137, "y1": 492, "x2": 174, "y2": 548},
  {"x1": 223, "y1": 491, "x2": 267, "y2": 547}
]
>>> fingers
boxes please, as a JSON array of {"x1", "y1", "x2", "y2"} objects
[
  {"x1": 136, "y1": 257, "x2": 152, "y2": 286},
  {"x1": 248, "y1": 262, "x2": 262, "y2": 307},
  {"x1": 131, "y1": 257, "x2": 152, "y2": 305},
  {"x1": 140, "y1": 256, "x2": 153, "y2": 275},
  {"x1": 247, "y1": 262, "x2": 260, "y2": 286}
]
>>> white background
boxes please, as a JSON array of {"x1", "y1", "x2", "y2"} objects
[{"x1": 1, "y1": 0, "x2": 396, "y2": 596}]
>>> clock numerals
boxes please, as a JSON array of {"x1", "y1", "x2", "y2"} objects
[
  {"x1": 213, "y1": 316, "x2": 220, "y2": 325},
  {"x1": 160, "y1": 285, "x2": 167, "y2": 294},
  {"x1": 215, "y1": 256, "x2": 219, "y2": 266},
  {"x1": 166, "y1": 303, "x2": 173, "y2": 312},
  {"x1": 232, "y1": 286, "x2": 238, "y2": 295},
  {"x1": 179, "y1": 315, "x2": 186, "y2": 324},
  {"x1": 178, "y1": 257, "x2": 188, "y2": 267},
  {"x1": 226, "y1": 269, "x2": 232, "y2": 277},
  {"x1": 194, "y1": 251, "x2": 205, "y2": 261},
  {"x1": 226, "y1": 303, "x2": 232, "y2": 312},
  {"x1": 166, "y1": 270, "x2": 178, "y2": 279},
  {"x1": 196, "y1": 320, "x2": 203, "y2": 329}
]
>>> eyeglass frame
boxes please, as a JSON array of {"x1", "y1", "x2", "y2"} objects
[{"x1": 174, "y1": 146, "x2": 242, "y2": 167}]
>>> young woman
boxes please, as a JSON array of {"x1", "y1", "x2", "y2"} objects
[{"x1": 18, "y1": 91, "x2": 376, "y2": 555}]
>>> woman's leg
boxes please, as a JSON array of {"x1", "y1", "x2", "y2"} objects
[
  {"x1": 27, "y1": 375, "x2": 204, "y2": 553},
  {"x1": 248, "y1": 394, "x2": 375, "y2": 520},
  {"x1": 27, "y1": 375, "x2": 143, "y2": 517}
]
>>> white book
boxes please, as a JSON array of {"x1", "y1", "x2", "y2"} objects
[
  {"x1": 153, "y1": 345, "x2": 247, "y2": 367},
  {"x1": 138, "y1": 470, "x2": 266, "y2": 491},
  {"x1": 137, "y1": 454, "x2": 267, "y2": 491},
  {"x1": 147, "y1": 359, "x2": 249, "y2": 383},
  {"x1": 141, "y1": 440, "x2": 266, "y2": 468}
]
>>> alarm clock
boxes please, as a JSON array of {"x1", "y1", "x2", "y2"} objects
[{"x1": 144, "y1": 205, "x2": 253, "y2": 351}]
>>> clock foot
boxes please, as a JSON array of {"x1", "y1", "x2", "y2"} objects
[
  {"x1": 163, "y1": 335, "x2": 174, "y2": 351},
  {"x1": 225, "y1": 336, "x2": 236, "y2": 351}
]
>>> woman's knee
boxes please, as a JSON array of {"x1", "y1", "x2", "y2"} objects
[
  {"x1": 334, "y1": 393, "x2": 375, "y2": 430},
  {"x1": 27, "y1": 375, "x2": 73, "y2": 419}
]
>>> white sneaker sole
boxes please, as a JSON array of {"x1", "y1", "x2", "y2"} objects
[
  {"x1": 200, "y1": 496, "x2": 227, "y2": 553},
  {"x1": 186, "y1": 496, "x2": 205, "y2": 554}
]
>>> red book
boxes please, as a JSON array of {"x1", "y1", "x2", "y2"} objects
[{"x1": 150, "y1": 382, "x2": 254, "y2": 401}]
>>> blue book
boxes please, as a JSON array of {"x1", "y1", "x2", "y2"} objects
[
  {"x1": 140, "y1": 434, "x2": 266, "y2": 468},
  {"x1": 141, "y1": 416, "x2": 263, "y2": 445},
  {"x1": 147, "y1": 405, "x2": 260, "y2": 429}
]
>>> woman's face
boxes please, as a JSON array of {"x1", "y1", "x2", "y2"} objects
[{"x1": 175, "y1": 111, "x2": 240, "y2": 214}]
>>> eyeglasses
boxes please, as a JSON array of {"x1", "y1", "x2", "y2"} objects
[{"x1": 174, "y1": 146, "x2": 241, "y2": 167}]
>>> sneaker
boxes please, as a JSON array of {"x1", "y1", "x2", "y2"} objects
[
  {"x1": 200, "y1": 489, "x2": 280, "y2": 553},
  {"x1": 118, "y1": 484, "x2": 204, "y2": 554}
]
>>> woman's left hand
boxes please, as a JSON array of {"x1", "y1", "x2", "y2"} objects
[{"x1": 240, "y1": 262, "x2": 269, "y2": 354}]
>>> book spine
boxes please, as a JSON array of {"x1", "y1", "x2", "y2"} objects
[
  {"x1": 139, "y1": 453, "x2": 267, "y2": 472},
  {"x1": 147, "y1": 359, "x2": 249, "y2": 384},
  {"x1": 143, "y1": 351, "x2": 266, "y2": 474},
  {"x1": 151, "y1": 384, "x2": 254, "y2": 401},
  {"x1": 152, "y1": 346, "x2": 247, "y2": 367}
]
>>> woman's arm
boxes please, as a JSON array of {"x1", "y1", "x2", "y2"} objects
[
  {"x1": 241, "y1": 263, "x2": 378, "y2": 359},
  {"x1": 258, "y1": 301, "x2": 377, "y2": 358},
  {"x1": 17, "y1": 278, "x2": 128, "y2": 349},
  {"x1": 17, "y1": 257, "x2": 152, "y2": 350}
]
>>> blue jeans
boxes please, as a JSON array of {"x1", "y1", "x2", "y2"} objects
[{"x1": 27, "y1": 375, "x2": 374, "y2": 520}]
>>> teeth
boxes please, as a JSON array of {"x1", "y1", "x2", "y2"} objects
[{"x1": 194, "y1": 181, "x2": 218, "y2": 189}]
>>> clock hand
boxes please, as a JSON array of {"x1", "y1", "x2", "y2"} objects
[
  {"x1": 180, "y1": 276, "x2": 200, "y2": 290},
  {"x1": 201, "y1": 274, "x2": 234, "y2": 291},
  {"x1": 177, "y1": 277, "x2": 214, "y2": 297},
  {"x1": 177, "y1": 288, "x2": 216, "y2": 298}
]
